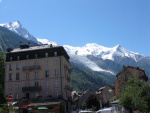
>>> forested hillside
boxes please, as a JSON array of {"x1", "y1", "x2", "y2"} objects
[{"x1": 71, "y1": 63, "x2": 115, "y2": 92}]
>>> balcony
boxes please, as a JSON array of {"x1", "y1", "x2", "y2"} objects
[
  {"x1": 64, "y1": 85, "x2": 73, "y2": 91},
  {"x1": 22, "y1": 65, "x2": 41, "y2": 71},
  {"x1": 22, "y1": 86, "x2": 42, "y2": 92}
]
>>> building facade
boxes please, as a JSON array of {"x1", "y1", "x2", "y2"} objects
[
  {"x1": 114, "y1": 66, "x2": 148, "y2": 97},
  {"x1": 4, "y1": 44, "x2": 72, "y2": 113},
  {"x1": 96, "y1": 86, "x2": 113, "y2": 108}
]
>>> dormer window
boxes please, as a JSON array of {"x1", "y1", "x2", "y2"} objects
[
  {"x1": 10, "y1": 57, "x2": 12, "y2": 61},
  {"x1": 54, "y1": 52, "x2": 57, "y2": 56},
  {"x1": 26, "y1": 55, "x2": 29, "y2": 60},
  {"x1": 45, "y1": 53, "x2": 48, "y2": 58},
  {"x1": 35, "y1": 54, "x2": 38, "y2": 58},
  {"x1": 17, "y1": 56, "x2": 20, "y2": 60}
]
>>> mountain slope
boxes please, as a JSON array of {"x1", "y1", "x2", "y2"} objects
[
  {"x1": 0, "y1": 26, "x2": 38, "y2": 52},
  {"x1": 70, "y1": 63, "x2": 114, "y2": 92},
  {"x1": 0, "y1": 21, "x2": 38, "y2": 43}
]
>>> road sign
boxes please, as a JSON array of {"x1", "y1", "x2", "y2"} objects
[{"x1": 7, "y1": 95, "x2": 13, "y2": 102}]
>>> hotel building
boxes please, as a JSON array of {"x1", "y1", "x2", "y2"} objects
[{"x1": 4, "y1": 44, "x2": 72, "y2": 113}]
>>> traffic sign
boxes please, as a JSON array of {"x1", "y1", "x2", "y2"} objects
[{"x1": 7, "y1": 95, "x2": 13, "y2": 102}]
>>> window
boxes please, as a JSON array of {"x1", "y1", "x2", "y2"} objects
[
  {"x1": 35, "y1": 61, "x2": 38, "y2": 66},
  {"x1": 55, "y1": 70, "x2": 58, "y2": 76},
  {"x1": 26, "y1": 82, "x2": 29, "y2": 87},
  {"x1": 55, "y1": 90, "x2": 59, "y2": 97},
  {"x1": 35, "y1": 71, "x2": 38, "y2": 79},
  {"x1": 55, "y1": 80, "x2": 59, "y2": 87},
  {"x1": 45, "y1": 60, "x2": 48, "y2": 67},
  {"x1": 9, "y1": 64, "x2": 12, "y2": 71},
  {"x1": 54, "y1": 52, "x2": 57, "y2": 56},
  {"x1": 17, "y1": 56, "x2": 20, "y2": 60},
  {"x1": 26, "y1": 72, "x2": 29, "y2": 80},
  {"x1": 45, "y1": 91, "x2": 50, "y2": 97},
  {"x1": 35, "y1": 54, "x2": 38, "y2": 58},
  {"x1": 26, "y1": 55, "x2": 29, "y2": 59},
  {"x1": 16, "y1": 63, "x2": 19, "y2": 70},
  {"x1": 35, "y1": 82, "x2": 39, "y2": 87},
  {"x1": 45, "y1": 53, "x2": 48, "y2": 58},
  {"x1": 16, "y1": 83, "x2": 19, "y2": 90},
  {"x1": 45, "y1": 70, "x2": 49, "y2": 77},
  {"x1": 8, "y1": 83, "x2": 12, "y2": 91},
  {"x1": 9, "y1": 73, "x2": 12, "y2": 81},
  {"x1": 10, "y1": 57, "x2": 12, "y2": 61},
  {"x1": 16, "y1": 73, "x2": 19, "y2": 80},
  {"x1": 46, "y1": 81, "x2": 49, "y2": 89}
]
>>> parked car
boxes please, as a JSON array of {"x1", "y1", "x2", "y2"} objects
[
  {"x1": 96, "y1": 107, "x2": 114, "y2": 113},
  {"x1": 79, "y1": 110, "x2": 95, "y2": 113}
]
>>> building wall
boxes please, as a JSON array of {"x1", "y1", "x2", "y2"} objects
[
  {"x1": 77, "y1": 90, "x2": 95, "y2": 109},
  {"x1": 96, "y1": 86, "x2": 113, "y2": 107},
  {"x1": 4, "y1": 46, "x2": 71, "y2": 101},
  {"x1": 114, "y1": 66, "x2": 148, "y2": 97}
]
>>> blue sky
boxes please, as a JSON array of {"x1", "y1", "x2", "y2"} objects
[{"x1": 0, "y1": 0, "x2": 150, "y2": 56}]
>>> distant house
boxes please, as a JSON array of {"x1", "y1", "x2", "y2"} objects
[
  {"x1": 114, "y1": 66, "x2": 148, "y2": 97},
  {"x1": 96, "y1": 86, "x2": 114, "y2": 108},
  {"x1": 73, "y1": 90, "x2": 95, "y2": 109}
]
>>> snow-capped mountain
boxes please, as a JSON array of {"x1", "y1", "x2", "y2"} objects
[
  {"x1": 37, "y1": 38, "x2": 58, "y2": 46},
  {"x1": 64, "y1": 43, "x2": 144, "y2": 62},
  {"x1": 0, "y1": 21, "x2": 38, "y2": 43},
  {"x1": 0, "y1": 20, "x2": 148, "y2": 75},
  {"x1": 63, "y1": 43, "x2": 147, "y2": 75}
]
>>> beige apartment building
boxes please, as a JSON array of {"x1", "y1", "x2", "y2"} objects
[{"x1": 4, "y1": 44, "x2": 72, "y2": 113}]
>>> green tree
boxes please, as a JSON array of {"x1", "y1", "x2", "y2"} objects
[
  {"x1": 0, "y1": 51, "x2": 6, "y2": 104},
  {"x1": 86, "y1": 94, "x2": 100, "y2": 111},
  {"x1": 119, "y1": 77, "x2": 150, "y2": 112},
  {"x1": 0, "y1": 104, "x2": 9, "y2": 113}
]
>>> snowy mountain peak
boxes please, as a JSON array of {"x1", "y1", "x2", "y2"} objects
[
  {"x1": 8, "y1": 21, "x2": 21, "y2": 28},
  {"x1": 64, "y1": 43, "x2": 143, "y2": 62},
  {"x1": 114, "y1": 44, "x2": 121, "y2": 50},
  {"x1": 0, "y1": 21, "x2": 38, "y2": 43},
  {"x1": 63, "y1": 43, "x2": 146, "y2": 75},
  {"x1": 0, "y1": 20, "x2": 22, "y2": 30}
]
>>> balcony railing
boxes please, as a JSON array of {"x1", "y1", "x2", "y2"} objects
[
  {"x1": 64, "y1": 85, "x2": 73, "y2": 91},
  {"x1": 22, "y1": 65, "x2": 41, "y2": 71},
  {"x1": 22, "y1": 86, "x2": 42, "y2": 92}
]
